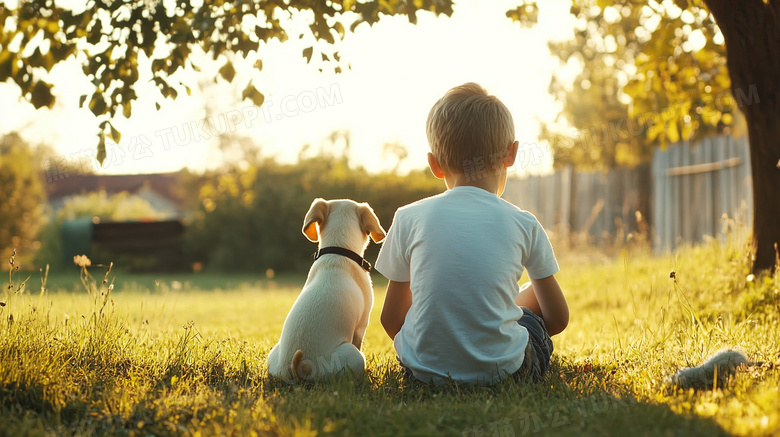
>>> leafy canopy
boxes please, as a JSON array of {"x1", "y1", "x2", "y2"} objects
[
  {"x1": 510, "y1": 0, "x2": 739, "y2": 168},
  {"x1": 0, "y1": 0, "x2": 453, "y2": 164}
]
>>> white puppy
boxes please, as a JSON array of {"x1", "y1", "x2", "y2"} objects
[{"x1": 266, "y1": 198, "x2": 386, "y2": 381}]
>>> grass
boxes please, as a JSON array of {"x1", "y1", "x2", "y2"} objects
[{"x1": 1, "y1": 240, "x2": 778, "y2": 436}]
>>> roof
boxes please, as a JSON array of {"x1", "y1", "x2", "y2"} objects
[{"x1": 45, "y1": 172, "x2": 185, "y2": 208}]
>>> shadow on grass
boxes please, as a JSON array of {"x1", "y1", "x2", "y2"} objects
[
  {"x1": 262, "y1": 359, "x2": 734, "y2": 437},
  {"x1": 0, "y1": 352, "x2": 736, "y2": 436}
]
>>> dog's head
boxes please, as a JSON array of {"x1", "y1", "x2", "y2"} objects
[{"x1": 302, "y1": 198, "x2": 385, "y2": 252}]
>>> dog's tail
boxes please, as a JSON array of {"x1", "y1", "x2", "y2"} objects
[{"x1": 291, "y1": 349, "x2": 312, "y2": 380}]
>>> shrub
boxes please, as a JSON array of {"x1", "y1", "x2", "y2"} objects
[
  {"x1": 185, "y1": 155, "x2": 442, "y2": 272},
  {"x1": 0, "y1": 133, "x2": 45, "y2": 267}
]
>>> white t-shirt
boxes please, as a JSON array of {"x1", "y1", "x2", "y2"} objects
[{"x1": 375, "y1": 186, "x2": 559, "y2": 385}]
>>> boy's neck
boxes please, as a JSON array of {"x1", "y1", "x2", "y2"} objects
[
  {"x1": 427, "y1": 151, "x2": 511, "y2": 197},
  {"x1": 443, "y1": 171, "x2": 506, "y2": 197}
]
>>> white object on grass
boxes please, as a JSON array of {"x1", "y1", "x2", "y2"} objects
[{"x1": 667, "y1": 348, "x2": 749, "y2": 389}]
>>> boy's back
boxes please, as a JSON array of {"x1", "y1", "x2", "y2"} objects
[
  {"x1": 376, "y1": 185, "x2": 558, "y2": 384},
  {"x1": 377, "y1": 82, "x2": 568, "y2": 385}
]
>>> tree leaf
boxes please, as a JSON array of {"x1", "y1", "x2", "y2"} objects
[
  {"x1": 96, "y1": 135, "x2": 106, "y2": 166},
  {"x1": 666, "y1": 121, "x2": 680, "y2": 143},
  {"x1": 218, "y1": 61, "x2": 236, "y2": 82},
  {"x1": 349, "y1": 19, "x2": 364, "y2": 32},
  {"x1": 505, "y1": 3, "x2": 538, "y2": 26},
  {"x1": 333, "y1": 22, "x2": 345, "y2": 39},
  {"x1": 88, "y1": 93, "x2": 107, "y2": 116},
  {"x1": 87, "y1": 18, "x2": 103, "y2": 45},
  {"x1": 108, "y1": 122, "x2": 122, "y2": 143},
  {"x1": 30, "y1": 81, "x2": 55, "y2": 109},
  {"x1": 596, "y1": 0, "x2": 614, "y2": 8},
  {"x1": 152, "y1": 58, "x2": 166, "y2": 72},
  {"x1": 241, "y1": 81, "x2": 264, "y2": 106}
]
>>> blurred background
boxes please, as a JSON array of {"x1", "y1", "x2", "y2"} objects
[{"x1": 0, "y1": 0, "x2": 753, "y2": 276}]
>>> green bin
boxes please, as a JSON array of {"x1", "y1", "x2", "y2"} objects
[{"x1": 61, "y1": 218, "x2": 94, "y2": 266}]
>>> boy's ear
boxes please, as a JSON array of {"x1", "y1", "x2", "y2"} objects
[
  {"x1": 359, "y1": 203, "x2": 386, "y2": 243},
  {"x1": 504, "y1": 141, "x2": 519, "y2": 168},
  {"x1": 427, "y1": 152, "x2": 446, "y2": 180},
  {"x1": 302, "y1": 198, "x2": 329, "y2": 242}
]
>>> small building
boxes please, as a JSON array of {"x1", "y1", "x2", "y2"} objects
[{"x1": 46, "y1": 172, "x2": 189, "y2": 271}]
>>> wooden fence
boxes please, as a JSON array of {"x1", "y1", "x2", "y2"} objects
[
  {"x1": 502, "y1": 135, "x2": 752, "y2": 252},
  {"x1": 502, "y1": 166, "x2": 650, "y2": 247},
  {"x1": 652, "y1": 135, "x2": 752, "y2": 252}
]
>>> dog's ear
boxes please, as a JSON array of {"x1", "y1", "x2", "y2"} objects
[
  {"x1": 303, "y1": 198, "x2": 329, "y2": 242},
  {"x1": 358, "y1": 203, "x2": 386, "y2": 243}
]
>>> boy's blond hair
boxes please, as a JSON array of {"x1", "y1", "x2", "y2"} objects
[{"x1": 426, "y1": 83, "x2": 515, "y2": 174}]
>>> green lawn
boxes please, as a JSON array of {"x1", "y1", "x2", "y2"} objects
[{"x1": 1, "y1": 241, "x2": 778, "y2": 436}]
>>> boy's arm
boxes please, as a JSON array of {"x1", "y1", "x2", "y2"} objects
[
  {"x1": 380, "y1": 280, "x2": 412, "y2": 340},
  {"x1": 515, "y1": 275, "x2": 569, "y2": 336}
]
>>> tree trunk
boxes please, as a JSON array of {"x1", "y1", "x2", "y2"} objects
[
  {"x1": 744, "y1": 101, "x2": 780, "y2": 274},
  {"x1": 704, "y1": 0, "x2": 780, "y2": 275}
]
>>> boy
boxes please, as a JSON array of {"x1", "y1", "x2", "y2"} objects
[{"x1": 375, "y1": 83, "x2": 569, "y2": 385}]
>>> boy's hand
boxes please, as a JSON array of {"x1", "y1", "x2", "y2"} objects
[
  {"x1": 380, "y1": 280, "x2": 412, "y2": 340},
  {"x1": 516, "y1": 275, "x2": 569, "y2": 336}
]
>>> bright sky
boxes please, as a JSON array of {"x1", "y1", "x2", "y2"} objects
[{"x1": 0, "y1": 0, "x2": 575, "y2": 176}]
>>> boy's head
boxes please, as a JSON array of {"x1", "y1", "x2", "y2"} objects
[{"x1": 426, "y1": 83, "x2": 515, "y2": 175}]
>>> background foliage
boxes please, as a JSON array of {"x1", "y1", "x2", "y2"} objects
[
  {"x1": 531, "y1": 0, "x2": 739, "y2": 170},
  {"x1": 185, "y1": 151, "x2": 442, "y2": 272},
  {"x1": 1, "y1": 131, "x2": 442, "y2": 274},
  {"x1": 0, "y1": 133, "x2": 45, "y2": 265}
]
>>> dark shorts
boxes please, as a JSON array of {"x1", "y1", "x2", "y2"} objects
[
  {"x1": 512, "y1": 307, "x2": 554, "y2": 382},
  {"x1": 396, "y1": 307, "x2": 553, "y2": 383}
]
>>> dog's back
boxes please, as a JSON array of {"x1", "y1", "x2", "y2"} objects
[
  {"x1": 266, "y1": 198, "x2": 385, "y2": 381},
  {"x1": 269, "y1": 263, "x2": 367, "y2": 379}
]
